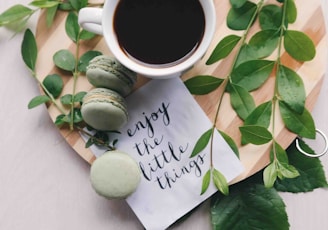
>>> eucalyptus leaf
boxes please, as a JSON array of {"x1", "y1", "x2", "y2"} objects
[
  {"x1": 211, "y1": 184, "x2": 289, "y2": 230},
  {"x1": 248, "y1": 29, "x2": 279, "y2": 58},
  {"x1": 229, "y1": 0, "x2": 247, "y2": 8},
  {"x1": 190, "y1": 128, "x2": 213, "y2": 158},
  {"x1": 65, "y1": 12, "x2": 80, "y2": 43},
  {"x1": 213, "y1": 169, "x2": 229, "y2": 195},
  {"x1": 284, "y1": 30, "x2": 316, "y2": 61},
  {"x1": 53, "y1": 49, "x2": 75, "y2": 72},
  {"x1": 0, "y1": 4, "x2": 34, "y2": 26},
  {"x1": 275, "y1": 139, "x2": 328, "y2": 192},
  {"x1": 244, "y1": 101, "x2": 272, "y2": 128},
  {"x1": 277, "y1": 65, "x2": 305, "y2": 114},
  {"x1": 46, "y1": 5, "x2": 58, "y2": 27},
  {"x1": 230, "y1": 84, "x2": 255, "y2": 120},
  {"x1": 227, "y1": 1, "x2": 257, "y2": 30},
  {"x1": 206, "y1": 35, "x2": 241, "y2": 65},
  {"x1": 28, "y1": 95, "x2": 50, "y2": 109},
  {"x1": 231, "y1": 60, "x2": 275, "y2": 91},
  {"x1": 201, "y1": 169, "x2": 211, "y2": 195},
  {"x1": 279, "y1": 101, "x2": 316, "y2": 139},
  {"x1": 21, "y1": 29, "x2": 37, "y2": 71},
  {"x1": 78, "y1": 50, "x2": 102, "y2": 73},
  {"x1": 286, "y1": 0, "x2": 297, "y2": 23},
  {"x1": 29, "y1": 1, "x2": 59, "y2": 8},
  {"x1": 259, "y1": 4, "x2": 283, "y2": 30},
  {"x1": 239, "y1": 125, "x2": 272, "y2": 145},
  {"x1": 43, "y1": 74, "x2": 63, "y2": 98},
  {"x1": 263, "y1": 162, "x2": 278, "y2": 188},
  {"x1": 218, "y1": 130, "x2": 239, "y2": 158},
  {"x1": 184, "y1": 75, "x2": 224, "y2": 95}
]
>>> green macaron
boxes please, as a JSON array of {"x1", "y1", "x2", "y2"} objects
[
  {"x1": 81, "y1": 88, "x2": 128, "y2": 131},
  {"x1": 90, "y1": 150, "x2": 141, "y2": 199},
  {"x1": 86, "y1": 55, "x2": 137, "y2": 97}
]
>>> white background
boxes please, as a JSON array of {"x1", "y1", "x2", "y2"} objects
[{"x1": 0, "y1": 0, "x2": 328, "y2": 229}]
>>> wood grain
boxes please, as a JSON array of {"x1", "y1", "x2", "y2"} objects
[{"x1": 35, "y1": 0, "x2": 327, "y2": 182}]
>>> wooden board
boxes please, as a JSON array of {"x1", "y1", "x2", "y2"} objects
[{"x1": 35, "y1": 0, "x2": 327, "y2": 183}]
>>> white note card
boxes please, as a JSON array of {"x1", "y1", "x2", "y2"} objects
[{"x1": 87, "y1": 77, "x2": 244, "y2": 230}]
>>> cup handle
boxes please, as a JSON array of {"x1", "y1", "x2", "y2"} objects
[{"x1": 78, "y1": 8, "x2": 103, "y2": 35}]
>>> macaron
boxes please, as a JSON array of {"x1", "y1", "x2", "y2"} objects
[
  {"x1": 81, "y1": 88, "x2": 128, "y2": 131},
  {"x1": 86, "y1": 55, "x2": 137, "y2": 97},
  {"x1": 90, "y1": 150, "x2": 141, "y2": 199}
]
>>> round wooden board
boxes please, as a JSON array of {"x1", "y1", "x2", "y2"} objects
[{"x1": 35, "y1": 0, "x2": 327, "y2": 183}]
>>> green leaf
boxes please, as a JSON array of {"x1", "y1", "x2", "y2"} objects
[
  {"x1": 272, "y1": 141, "x2": 289, "y2": 164},
  {"x1": 206, "y1": 35, "x2": 241, "y2": 65},
  {"x1": 277, "y1": 65, "x2": 305, "y2": 114},
  {"x1": 79, "y1": 30, "x2": 96, "y2": 40},
  {"x1": 212, "y1": 169, "x2": 229, "y2": 195},
  {"x1": 263, "y1": 162, "x2": 278, "y2": 188},
  {"x1": 29, "y1": 1, "x2": 59, "y2": 8},
  {"x1": 218, "y1": 130, "x2": 239, "y2": 158},
  {"x1": 53, "y1": 49, "x2": 75, "y2": 72},
  {"x1": 278, "y1": 162, "x2": 299, "y2": 179},
  {"x1": 249, "y1": 29, "x2": 279, "y2": 58},
  {"x1": 28, "y1": 95, "x2": 50, "y2": 109},
  {"x1": 284, "y1": 30, "x2": 316, "y2": 61},
  {"x1": 239, "y1": 125, "x2": 273, "y2": 145},
  {"x1": 72, "y1": 108, "x2": 83, "y2": 123},
  {"x1": 60, "y1": 94, "x2": 73, "y2": 105},
  {"x1": 201, "y1": 169, "x2": 211, "y2": 195},
  {"x1": 43, "y1": 74, "x2": 63, "y2": 98},
  {"x1": 21, "y1": 29, "x2": 38, "y2": 71},
  {"x1": 78, "y1": 50, "x2": 102, "y2": 73},
  {"x1": 231, "y1": 60, "x2": 275, "y2": 91},
  {"x1": 227, "y1": 1, "x2": 257, "y2": 30},
  {"x1": 58, "y1": 2, "x2": 73, "y2": 11},
  {"x1": 55, "y1": 114, "x2": 67, "y2": 126},
  {"x1": 69, "y1": 0, "x2": 88, "y2": 10},
  {"x1": 190, "y1": 128, "x2": 213, "y2": 158},
  {"x1": 0, "y1": 4, "x2": 34, "y2": 26},
  {"x1": 46, "y1": 5, "x2": 58, "y2": 27},
  {"x1": 184, "y1": 76, "x2": 224, "y2": 95},
  {"x1": 211, "y1": 184, "x2": 289, "y2": 230},
  {"x1": 259, "y1": 4, "x2": 283, "y2": 30},
  {"x1": 286, "y1": 0, "x2": 297, "y2": 23},
  {"x1": 244, "y1": 101, "x2": 272, "y2": 128},
  {"x1": 65, "y1": 12, "x2": 80, "y2": 43},
  {"x1": 229, "y1": 0, "x2": 247, "y2": 8},
  {"x1": 279, "y1": 101, "x2": 316, "y2": 139},
  {"x1": 275, "y1": 139, "x2": 328, "y2": 192},
  {"x1": 234, "y1": 44, "x2": 257, "y2": 67},
  {"x1": 74, "y1": 91, "x2": 87, "y2": 103},
  {"x1": 230, "y1": 84, "x2": 255, "y2": 120}
]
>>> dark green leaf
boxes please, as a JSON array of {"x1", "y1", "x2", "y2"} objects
[
  {"x1": 190, "y1": 128, "x2": 213, "y2": 158},
  {"x1": 60, "y1": 94, "x2": 73, "y2": 105},
  {"x1": 73, "y1": 108, "x2": 83, "y2": 123},
  {"x1": 53, "y1": 49, "x2": 75, "y2": 71},
  {"x1": 78, "y1": 50, "x2": 102, "y2": 73},
  {"x1": 263, "y1": 162, "x2": 278, "y2": 188},
  {"x1": 211, "y1": 184, "x2": 289, "y2": 230},
  {"x1": 284, "y1": 30, "x2": 316, "y2": 61},
  {"x1": 231, "y1": 60, "x2": 275, "y2": 91},
  {"x1": 65, "y1": 12, "x2": 80, "y2": 43},
  {"x1": 249, "y1": 29, "x2": 279, "y2": 58},
  {"x1": 218, "y1": 130, "x2": 239, "y2": 158},
  {"x1": 239, "y1": 125, "x2": 272, "y2": 145},
  {"x1": 234, "y1": 44, "x2": 257, "y2": 67},
  {"x1": 286, "y1": 0, "x2": 297, "y2": 23},
  {"x1": 259, "y1": 5, "x2": 283, "y2": 30},
  {"x1": 275, "y1": 139, "x2": 328, "y2": 192},
  {"x1": 229, "y1": 0, "x2": 247, "y2": 8},
  {"x1": 279, "y1": 101, "x2": 316, "y2": 139},
  {"x1": 0, "y1": 4, "x2": 33, "y2": 26},
  {"x1": 184, "y1": 76, "x2": 224, "y2": 95},
  {"x1": 55, "y1": 114, "x2": 67, "y2": 126},
  {"x1": 277, "y1": 65, "x2": 305, "y2": 114},
  {"x1": 28, "y1": 95, "x2": 50, "y2": 109},
  {"x1": 21, "y1": 29, "x2": 37, "y2": 71},
  {"x1": 29, "y1": 1, "x2": 59, "y2": 8},
  {"x1": 213, "y1": 169, "x2": 229, "y2": 195},
  {"x1": 69, "y1": 0, "x2": 88, "y2": 10},
  {"x1": 43, "y1": 74, "x2": 63, "y2": 98},
  {"x1": 206, "y1": 35, "x2": 241, "y2": 65},
  {"x1": 74, "y1": 91, "x2": 87, "y2": 103},
  {"x1": 201, "y1": 169, "x2": 211, "y2": 195},
  {"x1": 58, "y1": 2, "x2": 73, "y2": 11},
  {"x1": 227, "y1": 1, "x2": 257, "y2": 30},
  {"x1": 79, "y1": 30, "x2": 96, "y2": 40},
  {"x1": 244, "y1": 101, "x2": 272, "y2": 128},
  {"x1": 230, "y1": 84, "x2": 255, "y2": 120},
  {"x1": 46, "y1": 5, "x2": 58, "y2": 27}
]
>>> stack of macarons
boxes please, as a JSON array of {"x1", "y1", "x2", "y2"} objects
[
  {"x1": 81, "y1": 55, "x2": 137, "y2": 131},
  {"x1": 81, "y1": 55, "x2": 141, "y2": 200}
]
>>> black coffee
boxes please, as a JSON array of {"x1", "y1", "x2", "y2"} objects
[{"x1": 114, "y1": 0, "x2": 205, "y2": 65}]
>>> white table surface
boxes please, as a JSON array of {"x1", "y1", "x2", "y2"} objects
[{"x1": 1, "y1": 0, "x2": 328, "y2": 229}]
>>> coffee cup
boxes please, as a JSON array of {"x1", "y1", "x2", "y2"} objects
[{"x1": 78, "y1": 0, "x2": 216, "y2": 79}]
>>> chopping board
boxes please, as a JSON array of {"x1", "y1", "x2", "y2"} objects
[{"x1": 35, "y1": 0, "x2": 327, "y2": 182}]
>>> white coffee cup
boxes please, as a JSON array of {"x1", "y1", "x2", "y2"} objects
[{"x1": 78, "y1": 0, "x2": 216, "y2": 79}]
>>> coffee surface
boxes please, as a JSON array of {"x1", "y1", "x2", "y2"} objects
[{"x1": 114, "y1": 0, "x2": 205, "y2": 65}]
